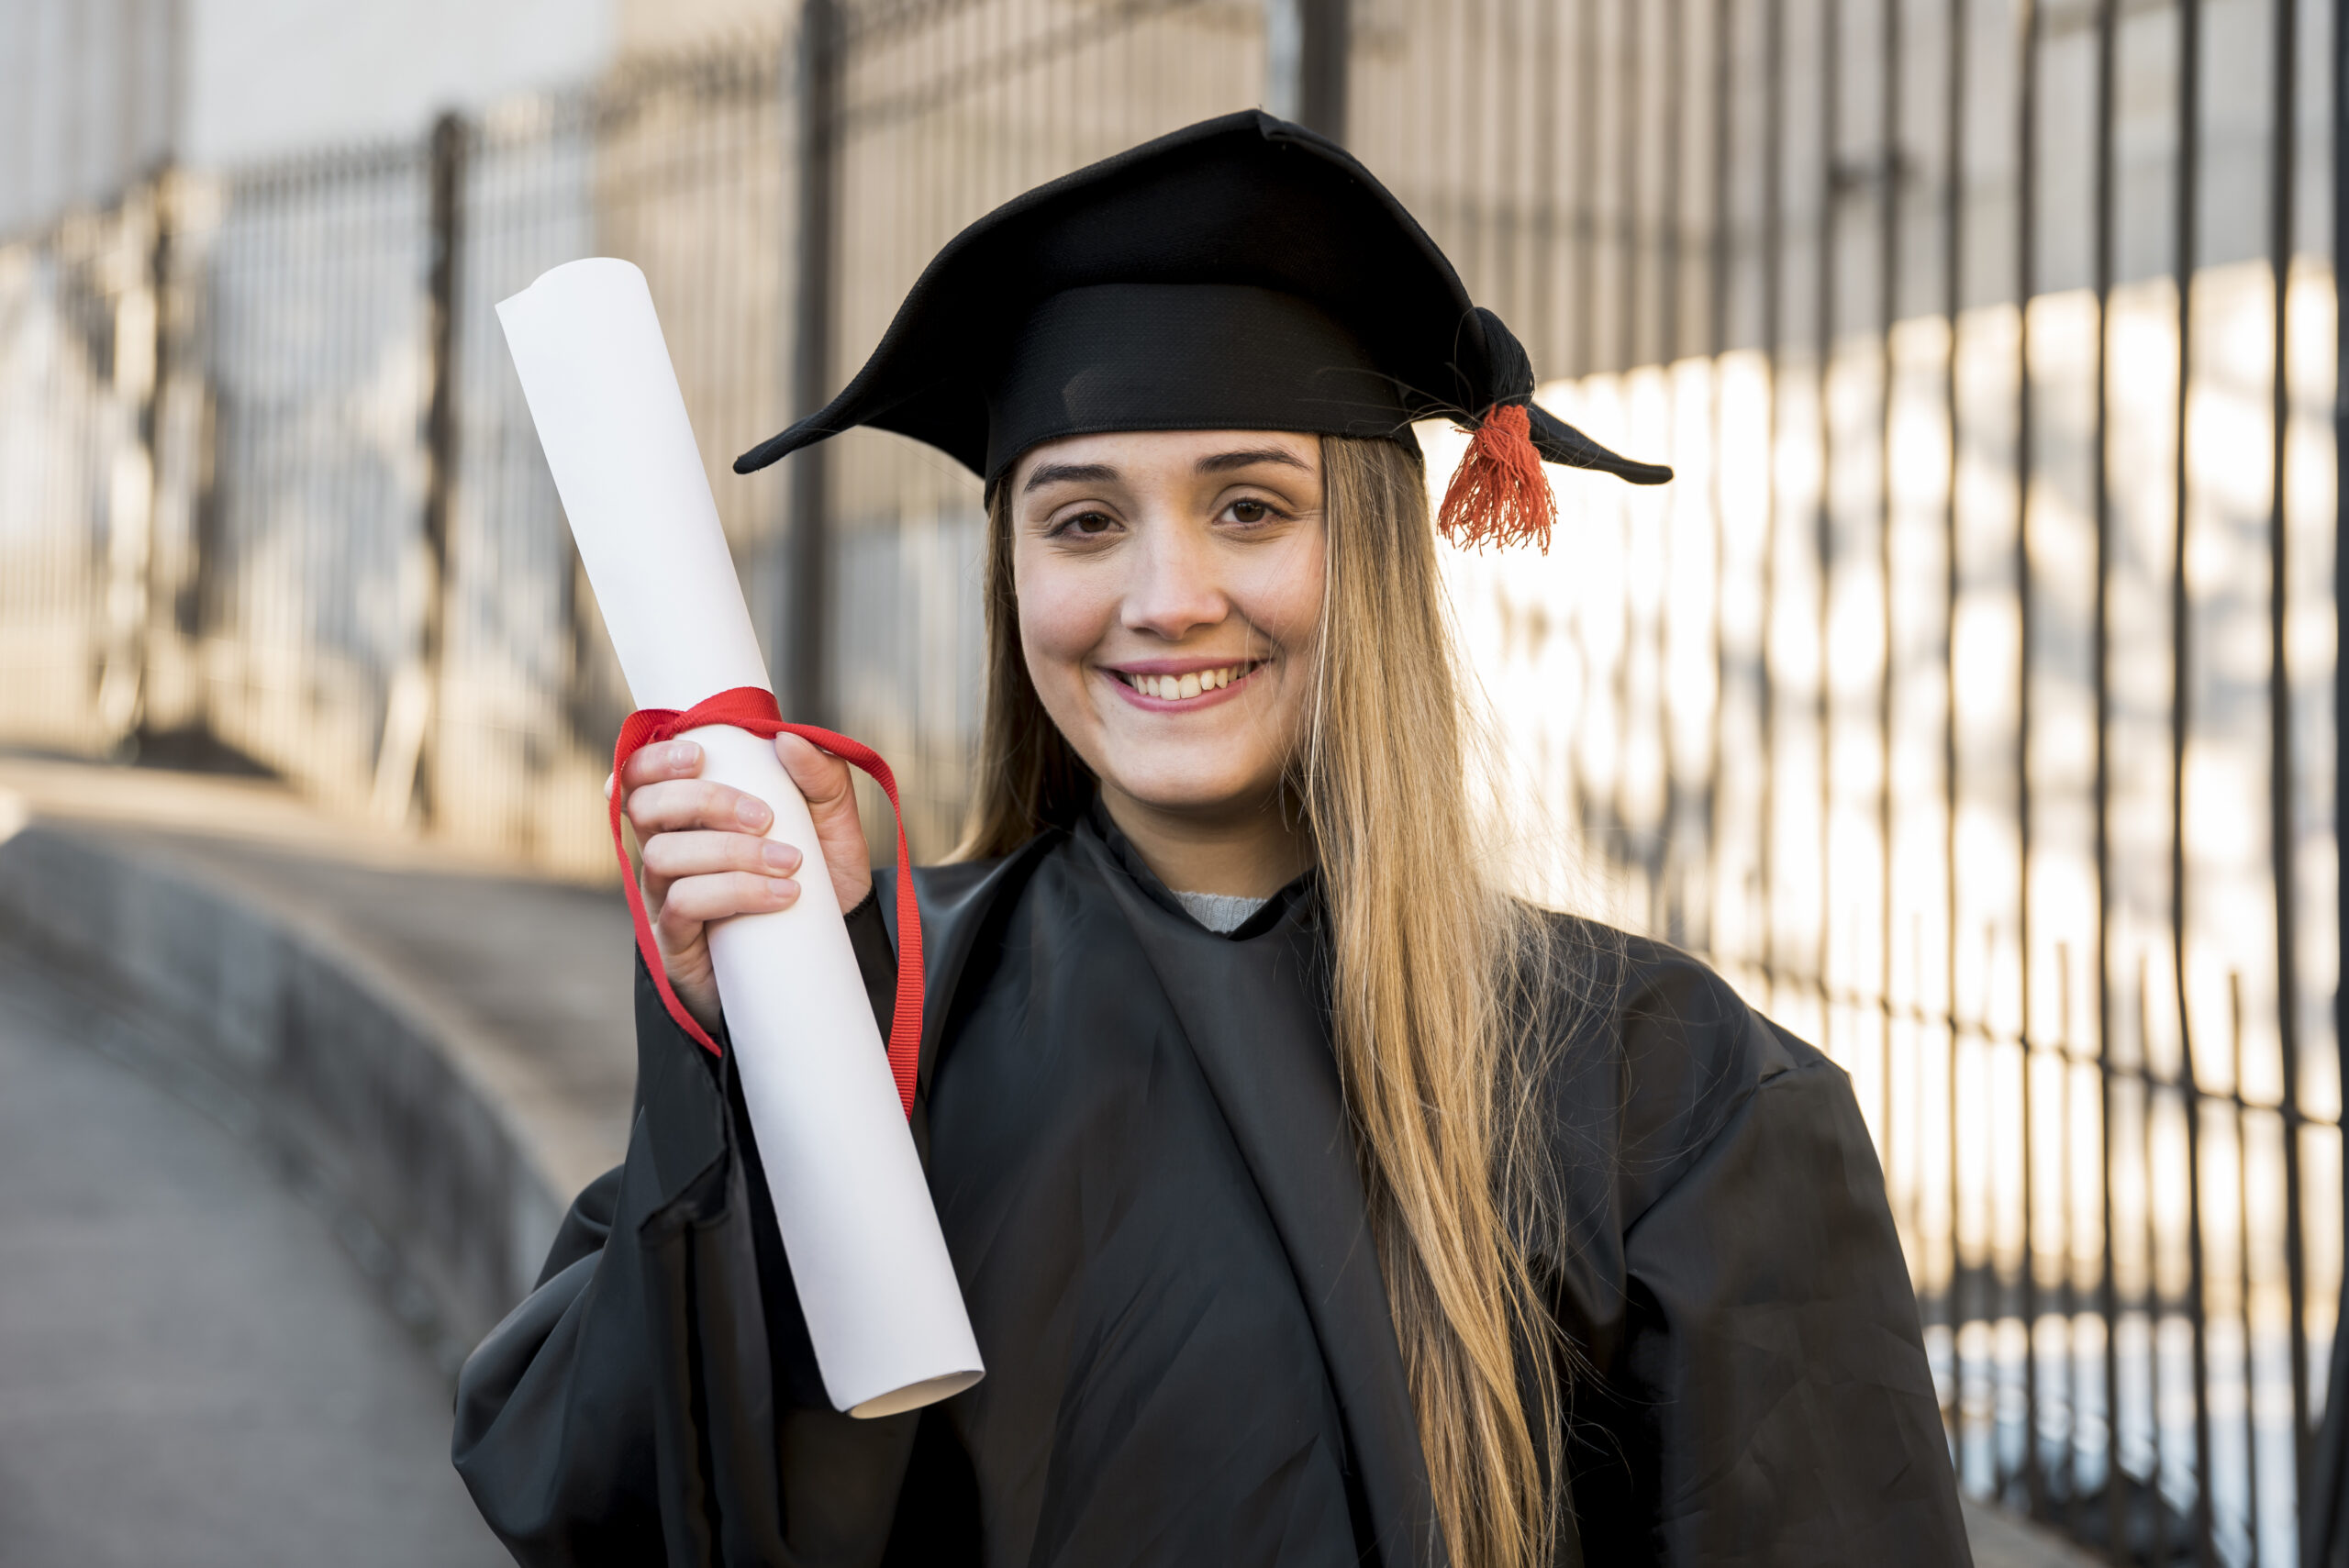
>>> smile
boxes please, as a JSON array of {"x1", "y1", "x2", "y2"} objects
[{"x1": 1105, "y1": 660, "x2": 1263, "y2": 706}]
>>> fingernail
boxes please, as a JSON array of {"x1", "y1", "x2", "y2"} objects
[
  {"x1": 736, "y1": 797, "x2": 770, "y2": 828},
  {"x1": 768, "y1": 878, "x2": 798, "y2": 900},
  {"x1": 670, "y1": 741, "x2": 698, "y2": 768},
  {"x1": 761, "y1": 841, "x2": 799, "y2": 871}
]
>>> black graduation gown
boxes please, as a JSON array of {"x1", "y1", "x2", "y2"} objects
[{"x1": 451, "y1": 812, "x2": 1969, "y2": 1567}]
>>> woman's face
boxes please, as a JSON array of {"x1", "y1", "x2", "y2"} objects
[{"x1": 1008, "y1": 428, "x2": 1325, "y2": 826}]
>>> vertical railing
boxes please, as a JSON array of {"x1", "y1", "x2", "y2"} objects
[
  {"x1": 787, "y1": 0, "x2": 843, "y2": 730},
  {"x1": 1372, "y1": 1, "x2": 2340, "y2": 1561}
]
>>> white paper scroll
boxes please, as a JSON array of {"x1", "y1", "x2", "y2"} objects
[{"x1": 497, "y1": 259, "x2": 982, "y2": 1418}]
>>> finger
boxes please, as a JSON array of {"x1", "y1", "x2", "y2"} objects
[
  {"x1": 625, "y1": 777, "x2": 774, "y2": 838},
  {"x1": 655, "y1": 871, "x2": 799, "y2": 937},
  {"x1": 620, "y1": 739, "x2": 706, "y2": 794},
  {"x1": 640, "y1": 828, "x2": 802, "y2": 884},
  {"x1": 776, "y1": 732, "x2": 855, "y2": 811}
]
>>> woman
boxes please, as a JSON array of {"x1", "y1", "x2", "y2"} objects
[{"x1": 453, "y1": 113, "x2": 1966, "y2": 1567}]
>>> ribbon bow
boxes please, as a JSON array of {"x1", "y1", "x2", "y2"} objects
[{"x1": 608, "y1": 687, "x2": 925, "y2": 1118}]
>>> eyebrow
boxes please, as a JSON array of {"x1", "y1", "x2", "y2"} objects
[
  {"x1": 1019, "y1": 446, "x2": 1310, "y2": 495},
  {"x1": 1196, "y1": 447, "x2": 1310, "y2": 475},
  {"x1": 1021, "y1": 461, "x2": 1119, "y2": 494}
]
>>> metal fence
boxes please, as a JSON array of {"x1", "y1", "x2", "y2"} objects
[
  {"x1": 0, "y1": 2, "x2": 2340, "y2": 1562},
  {"x1": 1383, "y1": 3, "x2": 2344, "y2": 1563}
]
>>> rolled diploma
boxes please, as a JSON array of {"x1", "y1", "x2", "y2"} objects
[{"x1": 496, "y1": 258, "x2": 982, "y2": 1418}]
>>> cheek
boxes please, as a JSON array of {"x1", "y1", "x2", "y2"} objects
[
  {"x1": 1011, "y1": 550, "x2": 1116, "y2": 684},
  {"x1": 1231, "y1": 529, "x2": 1327, "y2": 659}
]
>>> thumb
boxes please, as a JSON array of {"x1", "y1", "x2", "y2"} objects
[
  {"x1": 774, "y1": 730, "x2": 875, "y2": 910},
  {"x1": 775, "y1": 731, "x2": 856, "y2": 817}
]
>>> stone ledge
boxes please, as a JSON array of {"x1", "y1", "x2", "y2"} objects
[{"x1": 0, "y1": 809, "x2": 568, "y2": 1354}]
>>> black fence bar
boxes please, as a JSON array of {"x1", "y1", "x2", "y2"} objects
[
  {"x1": 1621, "y1": 0, "x2": 1645, "y2": 384},
  {"x1": 1577, "y1": 0, "x2": 1601, "y2": 380},
  {"x1": 1760, "y1": 0, "x2": 1785, "y2": 989},
  {"x1": 417, "y1": 111, "x2": 463, "y2": 828},
  {"x1": 2332, "y1": 0, "x2": 2349, "y2": 1556},
  {"x1": 1634, "y1": 0, "x2": 1653, "y2": 905},
  {"x1": 1662, "y1": 0, "x2": 1686, "y2": 374},
  {"x1": 1815, "y1": 0, "x2": 1840, "y2": 1142},
  {"x1": 1650, "y1": 0, "x2": 1684, "y2": 940},
  {"x1": 2092, "y1": 0, "x2": 2123, "y2": 1553},
  {"x1": 2310, "y1": 0, "x2": 2349, "y2": 1544},
  {"x1": 1875, "y1": 0, "x2": 1901, "y2": 1330},
  {"x1": 788, "y1": 0, "x2": 843, "y2": 730},
  {"x1": 1719, "y1": 0, "x2": 1738, "y2": 962},
  {"x1": 2268, "y1": 0, "x2": 2315, "y2": 1504},
  {"x1": 1297, "y1": 0, "x2": 1348, "y2": 144},
  {"x1": 1941, "y1": 0, "x2": 1970, "y2": 1455},
  {"x1": 2172, "y1": 0, "x2": 2218, "y2": 1559},
  {"x1": 1528, "y1": 0, "x2": 1564, "y2": 373},
  {"x1": 2239, "y1": 977, "x2": 2267, "y2": 1565},
  {"x1": 2017, "y1": 0, "x2": 2043, "y2": 1517}
]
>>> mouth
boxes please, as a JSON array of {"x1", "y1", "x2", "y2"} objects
[{"x1": 1102, "y1": 659, "x2": 1264, "y2": 708}]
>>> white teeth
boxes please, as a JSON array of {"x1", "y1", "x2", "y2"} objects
[{"x1": 1128, "y1": 663, "x2": 1250, "y2": 699}]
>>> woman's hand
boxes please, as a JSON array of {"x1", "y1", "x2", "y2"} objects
[{"x1": 614, "y1": 733, "x2": 874, "y2": 1035}]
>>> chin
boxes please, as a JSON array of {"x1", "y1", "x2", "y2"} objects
[{"x1": 1106, "y1": 763, "x2": 1287, "y2": 818}]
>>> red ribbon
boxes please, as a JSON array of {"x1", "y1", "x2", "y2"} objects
[{"x1": 608, "y1": 686, "x2": 925, "y2": 1118}]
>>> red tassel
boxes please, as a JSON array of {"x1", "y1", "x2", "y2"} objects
[{"x1": 1437, "y1": 402, "x2": 1556, "y2": 552}]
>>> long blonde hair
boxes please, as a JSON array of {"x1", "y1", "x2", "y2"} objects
[{"x1": 954, "y1": 435, "x2": 1564, "y2": 1568}]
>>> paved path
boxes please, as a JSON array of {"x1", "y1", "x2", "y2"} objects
[{"x1": 0, "y1": 949, "x2": 510, "y2": 1568}]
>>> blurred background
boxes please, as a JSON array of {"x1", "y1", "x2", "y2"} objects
[{"x1": 0, "y1": 0, "x2": 2341, "y2": 1564}]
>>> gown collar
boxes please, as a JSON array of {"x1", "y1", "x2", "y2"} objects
[{"x1": 1078, "y1": 792, "x2": 1315, "y2": 941}]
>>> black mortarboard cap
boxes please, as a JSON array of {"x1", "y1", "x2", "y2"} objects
[{"x1": 735, "y1": 110, "x2": 1670, "y2": 545}]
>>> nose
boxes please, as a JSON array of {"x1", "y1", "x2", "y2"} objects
[{"x1": 1120, "y1": 514, "x2": 1229, "y2": 642}]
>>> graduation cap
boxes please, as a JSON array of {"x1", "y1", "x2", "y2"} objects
[{"x1": 735, "y1": 110, "x2": 1671, "y2": 550}]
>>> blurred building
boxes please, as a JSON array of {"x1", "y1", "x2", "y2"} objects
[
  {"x1": 3, "y1": 0, "x2": 620, "y2": 236},
  {"x1": 0, "y1": 0, "x2": 179, "y2": 237}
]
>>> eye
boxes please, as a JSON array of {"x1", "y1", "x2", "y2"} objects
[
  {"x1": 1046, "y1": 507, "x2": 1120, "y2": 539},
  {"x1": 1225, "y1": 497, "x2": 1283, "y2": 525}
]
